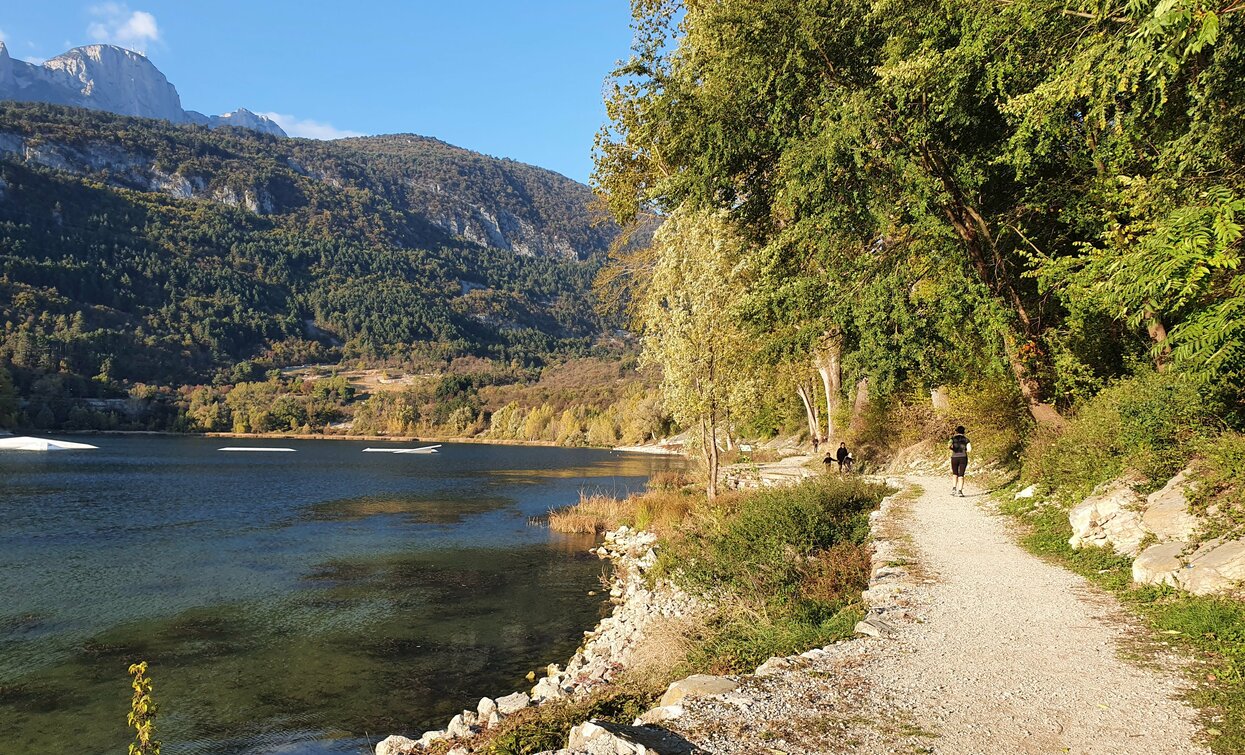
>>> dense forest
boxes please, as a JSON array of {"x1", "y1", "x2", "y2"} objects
[
  {"x1": 0, "y1": 103, "x2": 634, "y2": 432},
  {"x1": 594, "y1": 0, "x2": 1245, "y2": 495}
]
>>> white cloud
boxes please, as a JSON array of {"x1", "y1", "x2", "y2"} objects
[
  {"x1": 259, "y1": 112, "x2": 365, "y2": 140},
  {"x1": 0, "y1": 27, "x2": 7, "y2": 43},
  {"x1": 87, "y1": 4, "x2": 160, "y2": 53}
]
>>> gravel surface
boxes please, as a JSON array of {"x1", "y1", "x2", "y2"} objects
[{"x1": 667, "y1": 476, "x2": 1211, "y2": 754}]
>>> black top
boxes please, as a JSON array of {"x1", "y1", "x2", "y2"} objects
[
  {"x1": 836, "y1": 446, "x2": 849, "y2": 461},
  {"x1": 950, "y1": 433, "x2": 970, "y2": 458}
]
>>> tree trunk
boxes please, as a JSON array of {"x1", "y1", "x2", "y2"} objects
[
  {"x1": 1145, "y1": 312, "x2": 1171, "y2": 372},
  {"x1": 850, "y1": 377, "x2": 869, "y2": 434},
  {"x1": 796, "y1": 382, "x2": 820, "y2": 441},
  {"x1": 705, "y1": 410, "x2": 720, "y2": 500},
  {"x1": 915, "y1": 144, "x2": 1062, "y2": 427},
  {"x1": 813, "y1": 334, "x2": 842, "y2": 443}
]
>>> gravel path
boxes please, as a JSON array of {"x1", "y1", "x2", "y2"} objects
[{"x1": 667, "y1": 475, "x2": 1210, "y2": 754}]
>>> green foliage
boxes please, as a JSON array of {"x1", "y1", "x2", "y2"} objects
[
  {"x1": 126, "y1": 661, "x2": 160, "y2": 755},
  {"x1": 0, "y1": 363, "x2": 17, "y2": 428},
  {"x1": 595, "y1": 0, "x2": 1245, "y2": 429},
  {"x1": 1188, "y1": 432, "x2": 1245, "y2": 541},
  {"x1": 666, "y1": 478, "x2": 889, "y2": 671},
  {"x1": 1023, "y1": 370, "x2": 1220, "y2": 503},
  {"x1": 0, "y1": 102, "x2": 620, "y2": 414}
]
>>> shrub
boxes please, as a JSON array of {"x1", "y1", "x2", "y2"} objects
[
  {"x1": 663, "y1": 478, "x2": 888, "y2": 672},
  {"x1": 479, "y1": 682, "x2": 659, "y2": 755},
  {"x1": 1023, "y1": 370, "x2": 1220, "y2": 503},
  {"x1": 1188, "y1": 431, "x2": 1245, "y2": 541}
]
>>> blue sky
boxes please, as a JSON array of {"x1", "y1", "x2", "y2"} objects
[{"x1": 0, "y1": 2, "x2": 637, "y2": 183}]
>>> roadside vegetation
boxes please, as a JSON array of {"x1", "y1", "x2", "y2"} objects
[{"x1": 477, "y1": 476, "x2": 888, "y2": 753}]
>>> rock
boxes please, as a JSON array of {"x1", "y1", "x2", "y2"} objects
[
  {"x1": 854, "y1": 617, "x2": 897, "y2": 638},
  {"x1": 448, "y1": 748, "x2": 470, "y2": 755},
  {"x1": 635, "y1": 704, "x2": 684, "y2": 725},
  {"x1": 418, "y1": 730, "x2": 448, "y2": 747},
  {"x1": 658, "y1": 674, "x2": 738, "y2": 707},
  {"x1": 497, "y1": 691, "x2": 530, "y2": 714},
  {"x1": 487, "y1": 710, "x2": 502, "y2": 728},
  {"x1": 477, "y1": 696, "x2": 497, "y2": 720},
  {"x1": 531, "y1": 675, "x2": 565, "y2": 701},
  {"x1": 374, "y1": 735, "x2": 419, "y2": 755},
  {"x1": 754, "y1": 656, "x2": 792, "y2": 676},
  {"x1": 568, "y1": 719, "x2": 695, "y2": 755},
  {"x1": 1133, "y1": 541, "x2": 1188, "y2": 588},
  {"x1": 446, "y1": 713, "x2": 474, "y2": 739},
  {"x1": 1068, "y1": 477, "x2": 1149, "y2": 556},
  {"x1": 1014, "y1": 484, "x2": 1038, "y2": 499},
  {"x1": 1142, "y1": 470, "x2": 1200, "y2": 542},
  {"x1": 1183, "y1": 538, "x2": 1245, "y2": 595}
]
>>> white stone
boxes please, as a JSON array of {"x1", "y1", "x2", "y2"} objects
[
  {"x1": 658, "y1": 674, "x2": 738, "y2": 707},
  {"x1": 634, "y1": 704, "x2": 684, "y2": 725},
  {"x1": 854, "y1": 617, "x2": 896, "y2": 638},
  {"x1": 1132, "y1": 541, "x2": 1188, "y2": 588},
  {"x1": 418, "y1": 730, "x2": 447, "y2": 747},
  {"x1": 374, "y1": 735, "x2": 419, "y2": 755},
  {"x1": 477, "y1": 696, "x2": 497, "y2": 720},
  {"x1": 1142, "y1": 470, "x2": 1201, "y2": 542},
  {"x1": 487, "y1": 710, "x2": 502, "y2": 728},
  {"x1": 446, "y1": 713, "x2": 472, "y2": 739},
  {"x1": 1068, "y1": 477, "x2": 1149, "y2": 556},
  {"x1": 1014, "y1": 484, "x2": 1038, "y2": 499},
  {"x1": 1183, "y1": 538, "x2": 1245, "y2": 595}
]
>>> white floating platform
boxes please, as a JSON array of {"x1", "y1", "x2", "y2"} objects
[
  {"x1": 0, "y1": 436, "x2": 98, "y2": 451},
  {"x1": 217, "y1": 447, "x2": 296, "y2": 452},
  {"x1": 362, "y1": 445, "x2": 440, "y2": 454}
]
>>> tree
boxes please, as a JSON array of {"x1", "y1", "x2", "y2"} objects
[{"x1": 638, "y1": 208, "x2": 758, "y2": 498}]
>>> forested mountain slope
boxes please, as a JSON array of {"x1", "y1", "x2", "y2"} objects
[{"x1": 0, "y1": 102, "x2": 619, "y2": 393}]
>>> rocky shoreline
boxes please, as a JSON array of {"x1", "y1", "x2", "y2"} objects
[{"x1": 374, "y1": 526, "x2": 701, "y2": 755}]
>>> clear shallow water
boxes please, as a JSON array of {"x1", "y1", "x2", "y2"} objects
[{"x1": 0, "y1": 436, "x2": 677, "y2": 754}]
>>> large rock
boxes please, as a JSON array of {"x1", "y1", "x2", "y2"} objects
[
  {"x1": 1132, "y1": 541, "x2": 1188, "y2": 588},
  {"x1": 1068, "y1": 477, "x2": 1149, "y2": 555},
  {"x1": 1183, "y1": 538, "x2": 1245, "y2": 595},
  {"x1": 567, "y1": 720, "x2": 695, "y2": 755},
  {"x1": 496, "y1": 691, "x2": 531, "y2": 714},
  {"x1": 1142, "y1": 470, "x2": 1200, "y2": 542},
  {"x1": 658, "y1": 674, "x2": 737, "y2": 707},
  {"x1": 374, "y1": 735, "x2": 419, "y2": 755}
]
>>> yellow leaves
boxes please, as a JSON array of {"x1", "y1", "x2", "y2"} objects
[{"x1": 127, "y1": 660, "x2": 160, "y2": 755}]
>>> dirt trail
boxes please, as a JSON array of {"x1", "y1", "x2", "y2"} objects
[
  {"x1": 859, "y1": 476, "x2": 1208, "y2": 753},
  {"x1": 667, "y1": 475, "x2": 1211, "y2": 754}
]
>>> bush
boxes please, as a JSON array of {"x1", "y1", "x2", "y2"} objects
[
  {"x1": 664, "y1": 478, "x2": 888, "y2": 672},
  {"x1": 1188, "y1": 431, "x2": 1245, "y2": 541},
  {"x1": 1023, "y1": 370, "x2": 1221, "y2": 503}
]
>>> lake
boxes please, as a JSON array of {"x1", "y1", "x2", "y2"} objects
[{"x1": 0, "y1": 435, "x2": 679, "y2": 754}]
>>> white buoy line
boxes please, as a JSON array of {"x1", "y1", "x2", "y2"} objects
[{"x1": 0, "y1": 434, "x2": 442, "y2": 455}]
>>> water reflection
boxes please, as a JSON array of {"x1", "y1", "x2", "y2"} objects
[{"x1": 0, "y1": 437, "x2": 679, "y2": 754}]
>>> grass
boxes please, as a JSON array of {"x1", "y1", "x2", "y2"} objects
[
  {"x1": 662, "y1": 477, "x2": 891, "y2": 673},
  {"x1": 999, "y1": 496, "x2": 1245, "y2": 753},
  {"x1": 548, "y1": 486, "x2": 706, "y2": 538}
]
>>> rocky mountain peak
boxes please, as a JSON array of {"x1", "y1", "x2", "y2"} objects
[
  {"x1": 0, "y1": 42, "x2": 284, "y2": 137},
  {"x1": 41, "y1": 44, "x2": 184, "y2": 122}
]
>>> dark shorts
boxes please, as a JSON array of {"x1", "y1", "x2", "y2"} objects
[{"x1": 951, "y1": 456, "x2": 968, "y2": 476}]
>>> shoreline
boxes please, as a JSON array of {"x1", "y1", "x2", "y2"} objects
[
  {"x1": 375, "y1": 526, "x2": 699, "y2": 753},
  {"x1": 51, "y1": 428, "x2": 686, "y2": 455}
]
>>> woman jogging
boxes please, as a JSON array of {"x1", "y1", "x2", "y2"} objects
[{"x1": 949, "y1": 425, "x2": 970, "y2": 496}]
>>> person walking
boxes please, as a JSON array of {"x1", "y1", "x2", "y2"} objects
[
  {"x1": 836, "y1": 441, "x2": 851, "y2": 473},
  {"x1": 812, "y1": 436, "x2": 820, "y2": 453},
  {"x1": 949, "y1": 425, "x2": 971, "y2": 496}
]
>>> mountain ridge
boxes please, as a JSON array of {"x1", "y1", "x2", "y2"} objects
[{"x1": 0, "y1": 41, "x2": 286, "y2": 136}]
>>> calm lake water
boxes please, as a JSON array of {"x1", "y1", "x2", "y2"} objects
[{"x1": 0, "y1": 436, "x2": 678, "y2": 754}]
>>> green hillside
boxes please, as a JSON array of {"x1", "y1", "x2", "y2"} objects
[{"x1": 0, "y1": 103, "x2": 618, "y2": 402}]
